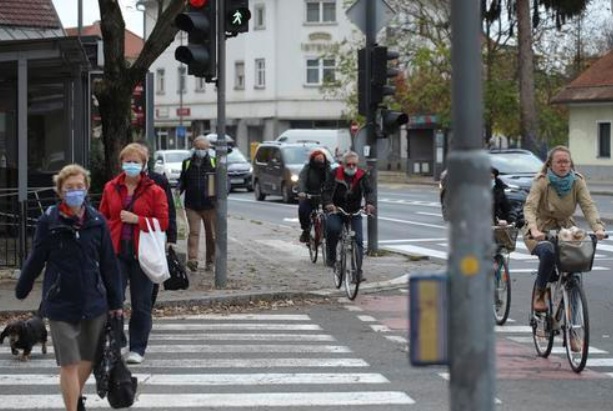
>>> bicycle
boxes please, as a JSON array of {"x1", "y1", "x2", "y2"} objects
[
  {"x1": 304, "y1": 194, "x2": 326, "y2": 265},
  {"x1": 329, "y1": 207, "x2": 365, "y2": 301},
  {"x1": 492, "y1": 224, "x2": 518, "y2": 326},
  {"x1": 529, "y1": 230, "x2": 607, "y2": 373}
]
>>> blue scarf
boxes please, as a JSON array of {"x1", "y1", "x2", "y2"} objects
[{"x1": 547, "y1": 169, "x2": 576, "y2": 198}]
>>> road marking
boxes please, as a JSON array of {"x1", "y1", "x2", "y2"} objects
[
  {"x1": 371, "y1": 325, "x2": 392, "y2": 333},
  {"x1": 379, "y1": 238, "x2": 446, "y2": 243},
  {"x1": 147, "y1": 333, "x2": 336, "y2": 342},
  {"x1": 344, "y1": 305, "x2": 364, "y2": 312},
  {"x1": 157, "y1": 314, "x2": 312, "y2": 321},
  {"x1": 357, "y1": 315, "x2": 377, "y2": 322},
  {"x1": 139, "y1": 345, "x2": 353, "y2": 354},
  {"x1": 586, "y1": 358, "x2": 613, "y2": 367},
  {"x1": 495, "y1": 326, "x2": 532, "y2": 333},
  {"x1": 385, "y1": 244, "x2": 448, "y2": 259},
  {"x1": 505, "y1": 337, "x2": 609, "y2": 354},
  {"x1": 385, "y1": 335, "x2": 409, "y2": 345},
  {"x1": 0, "y1": 358, "x2": 370, "y2": 369},
  {"x1": 145, "y1": 373, "x2": 390, "y2": 385},
  {"x1": 283, "y1": 217, "x2": 299, "y2": 223},
  {"x1": 379, "y1": 216, "x2": 446, "y2": 229},
  {"x1": 149, "y1": 323, "x2": 323, "y2": 331},
  {"x1": 417, "y1": 211, "x2": 443, "y2": 217}
]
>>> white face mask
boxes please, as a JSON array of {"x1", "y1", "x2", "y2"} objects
[{"x1": 345, "y1": 167, "x2": 357, "y2": 176}]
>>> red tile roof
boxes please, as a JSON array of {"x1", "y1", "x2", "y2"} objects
[
  {"x1": 0, "y1": 0, "x2": 62, "y2": 29},
  {"x1": 66, "y1": 22, "x2": 144, "y2": 60},
  {"x1": 552, "y1": 50, "x2": 613, "y2": 104}
]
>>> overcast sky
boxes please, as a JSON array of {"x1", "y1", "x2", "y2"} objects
[{"x1": 52, "y1": 0, "x2": 143, "y2": 35}]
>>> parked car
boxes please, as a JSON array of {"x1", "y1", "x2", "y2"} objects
[
  {"x1": 227, "y1": 147, "x2": 253, "y2": 192},
  {"x1": 153, "y1": 149, "x2": 191, "y2": 186},
  {"x1": 252, "y1": 142, "x2": 336, "y2": 203},
  {"x1": 275, "y1": 129, "x2": 351, "y2": 160},
  {"x1": 439, "y1": 149, "x2": 543, "y2": 221}
]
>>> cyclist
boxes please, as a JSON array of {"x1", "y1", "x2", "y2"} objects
[
  {"x1": 322, "y1": 151, "x2": 375, "y2": 274},
  {"x1": 523, "y1": 146, "x2": 605, "y2": 320},
  {"x1": 492, "y1": 167, "x2": 514, "y2": 226},
  {"x1": 297, "y1": 149, "x2": 331, "y2": 243}
]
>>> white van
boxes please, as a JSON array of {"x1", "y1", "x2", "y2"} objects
[{"x1": 274, "y1": 129, "x2": 351, "y2": 159}]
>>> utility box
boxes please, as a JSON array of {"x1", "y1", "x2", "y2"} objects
[{"x1": 409, "y1": 272, "x2": 449, "y2": 366}]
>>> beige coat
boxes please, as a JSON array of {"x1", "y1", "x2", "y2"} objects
[{"x1": 523, "y1": 172, "x2": 604, "y2": 253}]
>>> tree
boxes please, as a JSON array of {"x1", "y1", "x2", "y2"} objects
[{"x1": 95, "y1": 0, "x2": 185, "y2": 179}]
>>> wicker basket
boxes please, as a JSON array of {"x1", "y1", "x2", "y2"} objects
[{"x1": 494, "y1": 226, "x2": 519, "y2": 252}]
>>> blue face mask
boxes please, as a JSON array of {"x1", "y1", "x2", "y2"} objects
[
  {"x1": 122, "y1": 162, "x2": 143, "y2": 177},
  {"x1": 64, "y1": 189, "x2": 87, "y2": 208}
]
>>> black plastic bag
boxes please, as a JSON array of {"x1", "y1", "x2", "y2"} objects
[
  {"x1": 93, "y1": 316, "x2": 123, "y2": 399},
  {"x1": 107, "y1": 360, "x2": 138, "y2": 409},
  {"x1": 163, "y1": 246, "x2": 189, "y2": 291}
]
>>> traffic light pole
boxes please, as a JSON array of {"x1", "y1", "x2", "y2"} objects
[
  {"x1": 448, "y1": 1, "x2": 495, "y2": 410},
  {"x1": 214, "y1": 0, "x2": 228, "y2": 288},
  {"x1": 365, "y1": 0, "x2": 378, "y2": 254}
]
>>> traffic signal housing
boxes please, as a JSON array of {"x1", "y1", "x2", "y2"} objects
[
  {"x1": 226, "y1": 0, "x2": 251, "y2": 35},
  {"x1": 371, "y1": 46, "x2": 399, "y2": 105},
  {"x1": 378, "y1": 108, "x2": 409, "y2": 137},
  {"x1": 174, "y1": 0, "x2": 217, "y2": 81}
]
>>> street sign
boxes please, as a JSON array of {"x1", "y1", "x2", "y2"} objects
[
  {"x1": 346, "y1": 0, "x2": 394, "y2": 35},
  {"x1": 176, "y1": 126, "x2": 186, "y2": 138}
]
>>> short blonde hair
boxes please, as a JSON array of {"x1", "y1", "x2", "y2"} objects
[
  {"x1": 53, "y1": 164, "x2": 90, "y2": 194},
  {"x1": 119, "y1": 143, "x2": 148, "y2": 163}
]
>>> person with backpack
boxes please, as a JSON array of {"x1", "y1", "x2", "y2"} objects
[{"x1": 177, "y1": 135, "x2": 217, "y2": 272}]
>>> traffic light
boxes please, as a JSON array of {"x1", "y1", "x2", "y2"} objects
[
  {"x1": 371, "y1": 46, "x2": 399, "y2": 105},
  {"x1": 378, "y1": 108, "x2": 408, "y2": 137},
  {"x1": 174, "y1": 0, "x2": 217, "y2": 81},
  {"x1": 357, "y1": 48, "x2": 367, "y2": 116},
  {"x1": 226, "y1": 0, "x2": 251, "y2": 35}
]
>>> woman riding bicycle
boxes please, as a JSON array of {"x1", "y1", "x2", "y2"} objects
[
  {"x1": 322, "y1": 151, "x2": 375, "y2": 271},
  {"x1": 297, "y1": 149, "x2": 331, "y2": 243},
  {"x1": 523, "y1": 145, "x2": 606, "y2": 313}
]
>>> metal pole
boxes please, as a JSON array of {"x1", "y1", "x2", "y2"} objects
[
  {"x1": 365, "y1": 0, "x2": 378, "y2": 254},
  {"x1": 146, "y1": 72, "x2": 155, "y2": 150},
  {"x1": 448, "y1": 1, "x2": 494, "y2": 410},
  {"x1": 17, "y1": 58, "x2": 27, "y2": 264},
  {"x1": 78, "y1": 0, "x2": 83, "y2": 37},
  {"x1": 214, "y1": 0, "x2": 227, "y2": 288}
]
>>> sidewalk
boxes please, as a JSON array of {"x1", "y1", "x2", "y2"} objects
[{"x1": 0, "y1": 214, "x2": 444, "y2": 316}]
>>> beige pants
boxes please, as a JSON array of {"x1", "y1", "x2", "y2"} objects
[{"x1": 186, "y1": 208, "x2": 216, "y2": 264}]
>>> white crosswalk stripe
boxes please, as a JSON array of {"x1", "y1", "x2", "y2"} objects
[{"x1": 0, "y1": 313, "x2": 416, "y2": 408}]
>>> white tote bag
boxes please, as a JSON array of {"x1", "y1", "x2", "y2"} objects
[{"x1": 138, "y1": 218, "x2": 170, "y2": 284}]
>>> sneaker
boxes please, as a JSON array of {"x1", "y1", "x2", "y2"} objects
[
  {"x1": 186, "y1": 260, "x2": 198, "y2": 272},
  {"x1": 120, "y1": 346, "x2": 129, "y2": 356},
  {"x1": 125, "y1": 351, "x2": 144, "y2": 364},
  {"x1": 299, "y1": 230, "x2": 309, "y2": 243},
  {"x1": 77, "y1": 396, "x2": 86, "y2": 411},
  {"x1": 569, "y1": 334, "x2": 583, "y2": 353}
]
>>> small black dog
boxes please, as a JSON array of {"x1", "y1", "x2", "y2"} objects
[{"x1": 0, "y1": 314, "x2": 48, "y2": 361}]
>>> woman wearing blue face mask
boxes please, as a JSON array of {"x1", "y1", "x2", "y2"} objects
[
  {"x1": 99, "y1": 143, "x2": 169, "y2": 366},
  {"x1": 16, "y1": 164, "x2": 123, "y2": 411}
]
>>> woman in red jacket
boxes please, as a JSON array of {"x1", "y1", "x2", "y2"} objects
[{"x1": 99, "y1": 143, "x2": 169, "y2": 365}]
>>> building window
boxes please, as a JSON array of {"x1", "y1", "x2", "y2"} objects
[
  {"x1": 598, "y1": 122, "x2": 611, "y2": 158},
  {"x1": 235, "y1": 61, "x2": 245, "y2": 90},
  {"x1": 254, "y1": 4, "x2": 265, "y2": 29},
  {"x1": 306, "y1": 0, "x2": 336, "y2": 23},
  {"x1": 305, "y1": 58, "x2": 336, "y2": 85},
  {"x1": 195, "y1": 77, "x2": 206, "y2": 93},
  {"x1": 156, "y1": 68, "x2": 165, "y2": 95},
  {"x1": 178, "y1": 66, "x2": 186, "y2": 94},
  {"x1": 255, "y1": 59, "x2": 266, "y2": 88}
]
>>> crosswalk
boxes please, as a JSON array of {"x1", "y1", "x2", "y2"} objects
[{"x1": 0, "y1": 314, "x2": 415, "y2": 409}]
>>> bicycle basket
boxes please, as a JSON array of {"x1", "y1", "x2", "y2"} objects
[
  {"x1": 556, "y1": 237, "x2": 596, "y2": 273},
  {"x1": 493, "y1": 226, "x2": 518, "y2": 252}
]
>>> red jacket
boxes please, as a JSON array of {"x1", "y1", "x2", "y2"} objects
[{"x1": 99, "y1": 172, "x2": 169, "y2": 256}]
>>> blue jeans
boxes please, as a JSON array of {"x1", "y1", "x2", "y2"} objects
[
  {"x1": 326, "y1": 214, "x2": 363, "y2": 267},
  {"x1": 533, "y1": 241, "x2": 556, "y2": 289},
  {"x1": 119, "y1": 257, "x2": 154, "y2": 356},
  {"x1": 298, "y1": 199, "x2": 314, "y2": 231}
]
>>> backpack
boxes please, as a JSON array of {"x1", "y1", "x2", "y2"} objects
[{"x1": 163, "y1": 246, "x2": 190, "y2": 291}]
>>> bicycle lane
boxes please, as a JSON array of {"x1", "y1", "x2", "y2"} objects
[{"x1": 340, "y1": 291, "x2": 608, "y2": 380}]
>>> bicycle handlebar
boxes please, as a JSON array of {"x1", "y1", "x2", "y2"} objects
[{"x1": 329, "y1": 206, "x2": 370, "y2": 217}]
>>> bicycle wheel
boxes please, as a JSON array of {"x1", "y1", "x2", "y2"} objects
[
  {"x1": 332, "y1": 235, "x2": 343, "y2": 289},
  {"x1": 344, "y1": 239, "x2": 360, "y2": 300},
  {"x1": 530, "y1": 281, "x2": 554, "y2": 357},
  {"x1": 308, "y1": 220, "x2": 318, "y2": 263},
  {"x1": 493, "y1": 254, "x2": 511, "y2": 326},
  {"x1": 564, "y1": 275, "x2": 589, "y2": 373}
]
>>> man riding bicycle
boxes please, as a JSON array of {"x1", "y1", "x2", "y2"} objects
[
  {"x1": 322, "y1": 151, "x2": 375, "y2": 273},
  {"x1": 297, "y1": 149, "x2": 331, "y2": 243}
]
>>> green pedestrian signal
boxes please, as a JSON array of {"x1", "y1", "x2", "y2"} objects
[{"x1": 226, "y1": 0, "x2": 251, "y2": 35}]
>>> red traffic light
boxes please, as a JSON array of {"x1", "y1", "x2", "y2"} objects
[{"x1": 189, "y1": 0, "x2": 207, "y2": 8}]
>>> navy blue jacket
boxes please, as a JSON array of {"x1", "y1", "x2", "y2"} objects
[
  {"x1": 177, "y1": 154, "x2": 216, "y2": 211},
  {"x1": 16, "y1": 204, "x2": 123, "y2": 323}
]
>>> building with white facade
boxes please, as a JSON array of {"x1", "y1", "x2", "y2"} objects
[{"x1": 143, "y1": 0, "x2": 360, "y2": 157}]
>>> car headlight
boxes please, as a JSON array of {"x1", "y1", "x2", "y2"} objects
[
  {"x1": 290, "y1": 174, "x2": 299, "y2": 183},
  {"x1": 248, "y1": 165, "x2": 253, "y2": 173}
]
